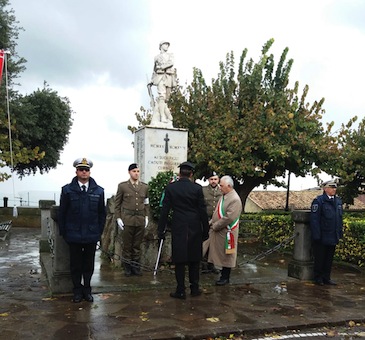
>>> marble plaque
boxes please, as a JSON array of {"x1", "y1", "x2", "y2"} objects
[{"x1": 135, "y1": 126, "x2": 188, "y2": 183}]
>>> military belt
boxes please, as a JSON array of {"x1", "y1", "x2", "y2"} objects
[{"x1": 122, "y1": 208, "x2": 144, "y2": 216}]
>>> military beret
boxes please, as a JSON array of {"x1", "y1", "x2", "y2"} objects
[
  {"x1": 73, "y1": 157, "x2": 93, "y2": 168},
  {"x1": 322, "y1": 180, "x2": 337, "y2": 188},
  {"x1": 178, "y1": 161, "x2": 195, "y2": 170},
  {"x1": 206, "y1": 171, "x2": 218, "y2": 179},
  {"x1": 128, "y1": 163, "x2": 138, "y2": 171}
]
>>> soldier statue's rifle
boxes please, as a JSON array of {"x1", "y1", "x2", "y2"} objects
[{"x1": 147, "y1": 82, "x2": 155, "y2": 110}]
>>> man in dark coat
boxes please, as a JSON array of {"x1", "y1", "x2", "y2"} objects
[
  {"x1": 158, "y1": 161, "x2": 209, "y2": 299},
  {"x1": 310, "y1": 180, "x2": 343, "y2": 286},
  {"x1": 58, "y1": 158, "x2": 106, "y2": 303}
]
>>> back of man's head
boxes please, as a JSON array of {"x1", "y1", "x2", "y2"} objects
[
  {"x1": 179, "y1": 168, "x2": 193, "y2": 178},
  {"x1": 178, "y1": 161, "x2": 195, "y2": 178}
]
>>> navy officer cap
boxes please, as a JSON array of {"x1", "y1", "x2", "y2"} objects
[
  {"x1": 322, "y1": 180, "x2": 337, "y2": 188},
  {"x1": 178, "y1": 161, "x2": 195, "y2": 170},
  {"x1": 73, "y1": 157, "x2": 93, "y2": 168}
]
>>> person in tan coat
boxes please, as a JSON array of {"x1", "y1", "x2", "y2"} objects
[
  {"x1": 208, "y1": 175, "x2": 242, "y2": 285},
  {"x1": 115, "y1": 163, "x2": 149, "y2": 276}
]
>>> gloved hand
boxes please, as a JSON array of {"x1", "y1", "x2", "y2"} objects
[
  {"x1": 145, "y1": 216, "x2": 149, "y2": 229},
  {"x1": 116, "y1": 218, "x2": 124, "y2": 231}
]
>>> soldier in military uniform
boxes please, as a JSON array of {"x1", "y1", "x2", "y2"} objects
[
  {"x1": 149, "y1": 40, "x2": 177, "y2": 125},
  {"x1": 115, "y1": 163, "x2": 149, "y2": 276},
  {"x1": 202, "y1": 171, "x2": 222, "y2": 274}
]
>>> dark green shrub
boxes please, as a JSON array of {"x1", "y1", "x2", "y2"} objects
[
  {"x1": 336, "y1": 217, "x2": 365, "y2": 267},
  {"x1": 148, "y1": 170, "x2": 176, "y2": 222}
]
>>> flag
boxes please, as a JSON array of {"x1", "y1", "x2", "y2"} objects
[{"x1": 0, "y1": 50, "x2": 5, "y2": 86}]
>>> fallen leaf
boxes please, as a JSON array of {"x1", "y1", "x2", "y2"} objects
[
  {"x1": 326, "y1": 330, "x2": 337, "y2": 337},
  {"x1": 0, "y1": 312, "x2": 9, "y2": 317},
  {"x1": 348, "y1": 320, "x2": 356, "y2": 327},
  {"x1": 42, "y1": 297, "x2": 57, "y2": 301},
  {"x1": 99, "y1": 294, "x2": 113, "y2": 300},
  {"x1": 206, "y1": 317, "x2": 220, "y2": 323}
]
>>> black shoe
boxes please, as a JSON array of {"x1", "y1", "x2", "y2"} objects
[
  {"x1": 169, "y1": 292, "x2": 186, "y2": 300},
  {"x1": 72, "y1": 294, "x2": 83, "y2": 303},
  {"x1": 131, "y1": 266, "x2": 142, "y2": 276},
  {"x1": 323, "y1": 279, "x2": 337, "y2": 285},
  {"x1": 201, "y1": 262, "x2": 210, "y2": 274},
  {"x1": 211, "y1": 267, "x2": 220, "y2": 274},
  {"x1": 124, "y1": 264, "x2": 132, "y2": 277},
  {"x1": 215, "y1": 278, "x2": 229, "y2": 286},
  {"x1": 191, "y1": 289, "x2": 202, "y2": 297},
  {"x1": 314, "y1": 279, "x2": 324, "y2": 286},
  {"x1": 84, "y1": 293, "x2": 94, "y2": 302}
]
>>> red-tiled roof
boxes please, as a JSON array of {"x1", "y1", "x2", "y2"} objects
[{"x1": 248, "y1": 190, "x2": 365, "y2": 210}]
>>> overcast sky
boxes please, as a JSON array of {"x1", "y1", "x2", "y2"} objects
[{"x1": 1, "y1": 0, "x2": 365, "y2": 205}]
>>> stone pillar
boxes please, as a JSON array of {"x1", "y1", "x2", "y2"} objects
[
  {"x1": 46, "y1": 205, "x2": 72, "y2": 294},
  {"x1": 39, "y1": 200, "x2": 55, "y2": 252},
  {"x1": 288, "y1": 210, "x2": 314, "y2": 281},
  {"x1": 135, "y1": 126, "x2": 188, "y2": 183}
]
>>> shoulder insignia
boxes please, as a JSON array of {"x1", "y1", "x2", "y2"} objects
[{"x1": 311, "y1": 204, "x2": 319, "y2": 212}]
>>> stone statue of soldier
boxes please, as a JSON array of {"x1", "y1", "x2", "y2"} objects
[{"x1": 148, "y1": 40, "x2": 177, "y2": 128}]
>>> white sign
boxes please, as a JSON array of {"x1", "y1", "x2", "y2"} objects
[{"x1": 135, "y1": 126, "x2": 188, "y2": 183}]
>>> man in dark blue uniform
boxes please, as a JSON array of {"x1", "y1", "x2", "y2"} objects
[
  {"x1": 158, "y1": 161, "x2": 209, "y2": 299},
  {"x1": 58, "y1": 158, "x2": 106, "y2": 303},
  {"x1": 310, "y1": 180, "x2": 343, "y2": 286}
]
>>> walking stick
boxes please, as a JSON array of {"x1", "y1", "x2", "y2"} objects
[{"x1": 153, "y1": 238, "x2": 164, "y2": 276}]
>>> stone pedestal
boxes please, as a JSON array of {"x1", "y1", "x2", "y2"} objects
[
  {"x1": 47, "y1": 206, "x2": 72, "y2": 294},
  {"x1": 288, "y1": 210, "x2": 314, "y2": 281},
  {"x1": 39, "y1": 200, "x2": 55, "y2": 253},
  {"x1": 134, "y1": 126, "x2": 188, "y2": 183}
]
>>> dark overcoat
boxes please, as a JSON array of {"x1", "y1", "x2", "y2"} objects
[
  {"x1": 310, "y1": 193, "x2": 343, "y2": 246},
  {"x1": 158, "y1": 177, "x2": 209, "y2": 263},
  {"x1": 58, "y1": 176, "x2": 106, "y2": 244}
]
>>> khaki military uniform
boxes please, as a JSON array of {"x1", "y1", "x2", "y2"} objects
[
  {"x1": 202, "y1": 185, "x2": 222, "y2": 218},
  {"x1": 115, "y1": 180, "x2": 149, "y2": 264},
  {"x1": 202, "y1": 185, "x2": 222, "y2": 258}
]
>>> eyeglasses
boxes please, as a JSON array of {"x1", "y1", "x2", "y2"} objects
[{"x1": 77, "y1": 167, "x2": 90, "y2": 172}]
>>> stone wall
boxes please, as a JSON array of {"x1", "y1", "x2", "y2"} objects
[{"x1": 0, "y1": 207, "x2": 41, "y2": 228}]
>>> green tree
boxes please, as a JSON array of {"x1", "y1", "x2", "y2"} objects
[
  {"x1": 167, "y1": 39, "x2": 338, "y2": 205},
  {"x1": 11, "y1": 83, "x2": 73, "y2": 176},
  {"x1": 0, "y1": 0, "x2": 73, "y2": 180},
  {"x1": 329, "y1": 116, "x2": 365, "y2": 206}
]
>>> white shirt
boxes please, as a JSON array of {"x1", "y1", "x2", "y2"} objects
[{"x1": 78, "y1": 181, "x2": 89, "y2": 191}]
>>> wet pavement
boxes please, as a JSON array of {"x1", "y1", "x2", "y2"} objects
[{"x1": 0, "y1": 228, "x2": 364, "y2": 340}]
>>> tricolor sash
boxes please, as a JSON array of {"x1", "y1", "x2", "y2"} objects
[{"x1": 218, "y1": 196, "x2": 239, "y2": 254}]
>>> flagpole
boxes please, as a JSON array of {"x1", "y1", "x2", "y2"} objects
[{"x1": 3, "y1": 50, "x2": 17, "y2": 217}]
